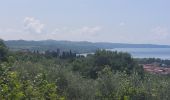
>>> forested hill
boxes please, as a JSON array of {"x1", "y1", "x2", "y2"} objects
[{"x1": 5, "y1": 40, "x2": 170, "y2": 53}]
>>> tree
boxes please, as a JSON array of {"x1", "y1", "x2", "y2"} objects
[{"x1": 0, "y1": 40, "x2": 8, "y2": 62}]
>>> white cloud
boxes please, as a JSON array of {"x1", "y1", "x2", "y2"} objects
[
  {"x1": 0, "y1": 28, "x2": 23, "y2": 34},
  {"x1": 119, "y1": 22, "x2": 126, "y2": 26},
  {"x1": 151, "y1": 26, "x2": 169, "y2": 40},
  {"x1": 0, "y1": 28, "x2": 2, "y2": 33},
  {"x1": 0, "y1": 28, "x2": 24, "y2": 40},
  {"x1": 78, "y1": 26, "x2": 101, "y2": 34},
  {"x1": 24, "y1": 17, "x2": 45, "y2": 34},
  {"x1": 51, "y1": 27, "x2": 69, "y2": 35},
  {"x1": 52, "y1": 26, "x2": 101, "y2": 35},
  {"x1": 4, "y1": 28, "x2": 22, "y2": 33},
  {"x1": 49, "y1": 26, "x2": 102, "y2": 41}
]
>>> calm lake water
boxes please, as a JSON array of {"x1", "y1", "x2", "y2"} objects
[{"x1": 107, "y1": 48, "x2": 170, "y2": 60}]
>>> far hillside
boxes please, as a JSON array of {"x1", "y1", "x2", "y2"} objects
[{"x1": 5, "y1": 40, "x2": 170, "y2": 53}]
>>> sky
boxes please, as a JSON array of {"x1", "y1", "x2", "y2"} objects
[{"x1": 0, "y1": 0, "x2": 170, "y2": 44}]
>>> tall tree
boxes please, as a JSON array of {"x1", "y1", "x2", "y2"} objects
[{"x1": 0, "y1": 39, "x2": 8, "y2": 62}]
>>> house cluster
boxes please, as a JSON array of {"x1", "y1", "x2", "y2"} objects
[{"x1": 143, "y1": 64, "x2": 170, "y2": 75}]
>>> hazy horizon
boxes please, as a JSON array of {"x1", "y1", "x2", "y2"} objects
[
  {"x1": 5, "y1": 39, "x2": 170, "y2": 46},
  {"x1": 0, "y1": 0, "x2": 170, "y2": 45}
]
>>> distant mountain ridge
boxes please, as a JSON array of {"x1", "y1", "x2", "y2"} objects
[{"x1": 4, "y1": 40, "x2": 170, "y2": 53}]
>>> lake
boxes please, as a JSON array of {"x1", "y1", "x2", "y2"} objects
[{"x1": 107, "y1": 48, "x2": 170, "y2": 60}]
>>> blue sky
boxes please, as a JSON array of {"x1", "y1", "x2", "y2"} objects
[{"x1": 0, "y1": 0, "x2": 170, "y2": 44}]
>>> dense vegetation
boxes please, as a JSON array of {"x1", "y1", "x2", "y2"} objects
[{"x1": 1, "y1": 40, "x2": 170, "y2": 100}]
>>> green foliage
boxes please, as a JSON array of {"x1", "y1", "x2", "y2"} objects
[
  {"x1": 0, "y1": 63, "x2": 24, "y2": 99},
  {"x1": 72, "y1": 50, "x2": 142, "y2": 79},
  {"x1": 0, "y1": 40, "x2": 8, "y2": 62},
  {"x1": 0, "y1": 63, "x2": 65, "y2": 100},
  {"x1": 1, "y1": 40, "x2": 170, "y2": 100},
  {"x1": 94, "y1": 50, "x2": 138, "y2": 73}
]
